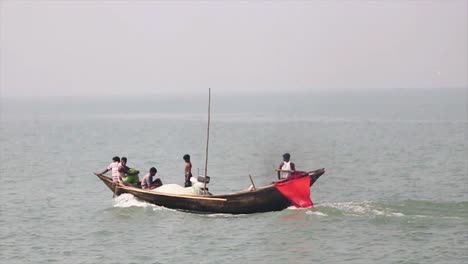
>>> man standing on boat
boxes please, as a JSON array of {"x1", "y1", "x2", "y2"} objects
[
  {"x1": 95, "y1": 156, "x2": 120, "y2": 183},
  {"x1": 183, "y1": 154, "x2": 193, "y2": 187},
  {"x1": 277, "y1": 153, "x2": 295, "y2": 180},
  {"x1": 118, "y1": 157, "x2": 129, "y2": 180}
]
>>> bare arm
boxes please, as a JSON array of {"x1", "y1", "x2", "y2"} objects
[
  {"x1": 141, "y1": 175, "x2": 149, "y2": 189},
  {"x1": 95, "y1": 168, "x2": 110, "y2": 175},
  {"x1": 290, "y1": 162, "x2": 296, "y2": 172},
  {"x1": 118, "y1": 176, "x2": 124, "y2": 184},
  {"x1": 118, "y1": 165, "x2": 129, "y2": 174},
  {"x1": 277, "y1": 162, "x2": 284, "y2": 180}
]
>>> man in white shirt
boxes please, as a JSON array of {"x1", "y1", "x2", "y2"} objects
[
  {"x1": 96, "y1": 156, "x2": 121, "y2": 183},
  {"x1": 277, "y1": 153, "x2": 296, "y2": 180},
  {"x1": 141, "y1": 167, "x2": 162, "y2": 189}
]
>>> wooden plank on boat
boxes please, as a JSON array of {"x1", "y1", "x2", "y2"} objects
[{"x1": 119, "y1": 185, "x2": 227, "y2": 201}]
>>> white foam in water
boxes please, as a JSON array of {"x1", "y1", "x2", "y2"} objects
[
  {"x1": 321, "y1": 201, "x2": 375, "y2": 215},
  {"x1": 391, "y1": 212, "x2": 405, "y2": 217},
  {"x1": 306, "y1": 210, "x2": 328, "y2": 217},
  {"x1": 113, "y1": 193, "x2": 155, "y2": 208},
  {"x1": 285, "y1": 206, "x2": 327, "y2": 216},
  {"x1": 203, "y1": 213, "x2": 244, "y2": 218},
  {"x1": 111, "y1": 194, "x2": 188, "y2": 213},
  {"x1": 286, "y1": 205, "x2": 313, "y2": 210},
  {"x1": 414, "y1": 215, "x2": 429, "y2": 218},
  {"x1": 321, "y1": 201, "x2": 405, "y2": 217},
  {"x1": 372, "y1": 209, "x2": 385, "y2": 216}
]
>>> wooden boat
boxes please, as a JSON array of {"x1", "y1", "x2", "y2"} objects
[
  {"x1": 95, "y1": 168, "x2": 325, "y2": 214},
  {"x1": 95, "y1": 91, "x2": 326, "y2": 214}
]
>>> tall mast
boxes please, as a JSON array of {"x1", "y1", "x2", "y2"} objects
[{"x1": 203, "y1": 88, "x2": 211, "y2": 194}]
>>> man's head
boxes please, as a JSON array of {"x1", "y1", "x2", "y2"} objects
[
  {"x1": 282, "y1": 153, "x2": 291, "y2": 162},
  {"x1": 183, "y1": 154, "x2": 190, "y2": 162},
  {"x1": 121, "y1": 157, "x2": 127, "y2": 165},
  {"x1": 149, "y1": 167, "x2": 157, "y2": 176},
  {"x1": 112, "y1": 156, "x2": 120, "y2": 162}
]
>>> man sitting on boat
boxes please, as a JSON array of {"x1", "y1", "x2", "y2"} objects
[
  {"x1": 141, "y1": 167, "x2": 163, "y2": 189},
  {"x1": 277, "y1": 153, "x2": 296, "y2": 180}
]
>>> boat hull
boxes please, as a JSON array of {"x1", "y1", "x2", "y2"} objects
[{"x1": 96, "y1": 168, "x2": 325, "y2": 214}]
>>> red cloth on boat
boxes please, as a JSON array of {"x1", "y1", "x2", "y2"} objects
[
  {"x1": 287, "y1": 171, "x2": 306, "y2": 180},
  {"x1": 274, "y1": 175, "x2": 313, "y2": 208}
]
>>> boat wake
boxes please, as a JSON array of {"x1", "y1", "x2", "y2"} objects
[
  {"x1": 111, "y1": 194, "x2": 245, "y2": 217},
  {"x1": 316, "y1": 200, "x2": 405, "y2": 218},
  {"x1": 312, "y1": 200, "x2": 468, "y2": 220},
  {"x1": 113, "y1": 193, "x2": 153, "y2": 208},
  {"x1": 111, "y1": 193, "x2": 197, "y2": 214},
  {"x1": 305, "y1": 210, "x2": 328, "y2": 217},
  {"x1": 111, "y1": 193, "x2": 466, "y2": 220},
  {"x1": 283, "y1": 202, "x2": 396, "y2": 218}
]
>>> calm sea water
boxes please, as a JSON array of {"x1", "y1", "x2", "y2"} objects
[{"x1": 0, "y1": 89, "x2": 467, "y2": 264}]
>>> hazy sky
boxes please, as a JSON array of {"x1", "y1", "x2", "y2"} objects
[{"x1": 0, "y1": 0, "x2": 466, "y2": 97}]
